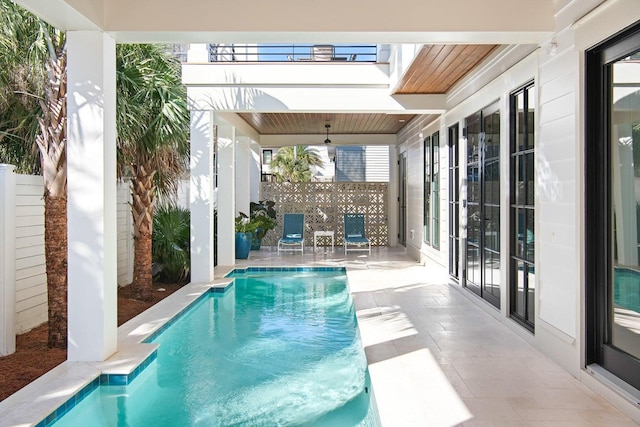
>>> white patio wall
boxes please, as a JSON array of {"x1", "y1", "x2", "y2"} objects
[{"x1": 14, "y1": 174, "x2": 47, "y2": 334}]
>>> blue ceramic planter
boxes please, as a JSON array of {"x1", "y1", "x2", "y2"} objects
[{"x1": 235, "y1": 232, "x2": 251, "y2": 259}]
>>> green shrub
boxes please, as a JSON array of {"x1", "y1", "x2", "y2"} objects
[{"x1": 153, "y1": 205, "x2": 190, "y2": 284}]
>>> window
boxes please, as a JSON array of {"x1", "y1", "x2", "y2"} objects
[
  {"x1": 448, "y1": 125, "x2": 460, "y2": 278},
  {"x1": 509, "y1": 81, "x2": 535, "y2": 332},
  {"x1": 432, "y1": 132, "x2": 440, "y2": 249},
  {"x1": 424, "y1": 136, "x2": 431, "y2": 244},
  {"x1": 262, "y1": 150, "x2": 272, "y2": 165},
  {"x1": 336, "y1": 146, "x2": 365, "y2": 182},
  {"x1": 423, "y1": 131, "x2": 440, "y2": 247}
]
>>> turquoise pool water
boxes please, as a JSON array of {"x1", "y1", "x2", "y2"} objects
[
  {"x1": 50, "y1": 268, "x2": 380, "y2": 426},
  {"x1": 614, "y1": 267, "x2": 640, "y2": 312}
]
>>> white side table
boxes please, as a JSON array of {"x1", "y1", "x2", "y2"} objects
[{"x1": 314, "y1": 230, "x2": 335, "y2": 253}]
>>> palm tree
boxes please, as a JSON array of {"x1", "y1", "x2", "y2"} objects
[
  {"x1": 0, "y1": 0, "x2": 68, "y2": 348},
  {"x1": 116, "y1": 44, "x2": 189, "y2": 301},
  {"x1": 0, "y1": 0, "x2": 47, "y2": 174},
  {"x1": 270, "y1": 145, "x2": 323, "y2": 182}
]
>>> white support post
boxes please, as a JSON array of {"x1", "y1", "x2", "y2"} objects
[
  {"x1": 613, "y1": 126, "x2": 639, "y2": 265},
  {"x1": 217, "y1": 121, "x2": 236, "y2": 266},
  {"x1": 189, "y1": 110, "x2": 215, "y2": 283},
  {"x1": 66, "y1": 31, "x2": 118, "y2": 361},
  {"x1": 250, "y1": 141, "x2": 261, "y2": 202},
  {"x1": 187, "y1": 43, "x2": 210, "y2": 63},
  {"x1": 0, "y1": 164, "x2": 16, "y2": 356},
  {"x1": 236, "y1": 136, "x2": 251, "y2": 215}
]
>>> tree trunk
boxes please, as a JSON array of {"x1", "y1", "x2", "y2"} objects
[
  {"x1": 34, "y1": 34, "x2": 68, "y2": 349},
  {"x1": 132, "y1": 230, "x2": 153, "y2": 301},
  {"x1": 129, "y1": 165, "x2": 155, "y2": 301},
  {"x1": 45, "y1": 197, "x2": 67, "y2": 348}
]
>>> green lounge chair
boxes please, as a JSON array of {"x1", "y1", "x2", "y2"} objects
[
  {"x1": 344, "y1": 214, "x2": 371, "y2": 255},
  {"x1": 278, "y1": 213, "x2": 305, "y2": 254}
]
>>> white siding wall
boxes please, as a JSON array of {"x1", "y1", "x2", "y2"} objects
[
  {"x1": 14, "y1": 175, "x2": 46, "y2": 333},
  {"x1": 535, "y1": 29, "x2": 581, "y2": 364},
  {"x1": 365, "y1": 145, "x2": 390, "y2": 182},
  {"x1": 397, "y1": 116, "x2": 445, "y2": 265}
]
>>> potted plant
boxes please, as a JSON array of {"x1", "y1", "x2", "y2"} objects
[
  {"x1": 235, "y1": 214, "x2": 253, "y2": 259},
  {"x1": 248, "y1": 200, "x2": 277, "y2": 250}
]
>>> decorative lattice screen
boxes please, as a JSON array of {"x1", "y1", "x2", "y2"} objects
[{"x1": 261, "y1": 182, "x2": 388, "y2": 247}]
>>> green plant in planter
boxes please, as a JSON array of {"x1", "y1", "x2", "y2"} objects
[
  {"x1": 235, "y1": 213, "x2": 251, "y2": 233},
  {"x1": 235, "y1": 201, "x2": 278, "y2": 251},
  {"x1": 249, "y1": 200, "x2": 277, "y2": 240}
]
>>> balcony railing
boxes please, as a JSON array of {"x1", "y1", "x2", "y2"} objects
[{"x1": 207, "y1": 43, "x2": 378, "y2": 63}]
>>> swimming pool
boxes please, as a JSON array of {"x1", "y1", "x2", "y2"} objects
[
  {"x1": 47, "y1": 268, "x2": 380, "y2": 426},
  {"x1": 614, "y1": 267, "x2": 640, "y2": 312}
]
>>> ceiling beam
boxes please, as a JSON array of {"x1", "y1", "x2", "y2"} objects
[{"x1": 15, "y1": 0, "x2": 554, "y2": 44}]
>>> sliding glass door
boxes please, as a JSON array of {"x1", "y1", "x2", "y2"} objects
[
  {"x1": 586, "y1": 24, "x2": 640, "y2": 390},
  {"x1": 449, "y1": 125, "x2": 460, "y2": 279},
  {"x1": 464, "y1": 104, "x2": 501, "y2": 308}
]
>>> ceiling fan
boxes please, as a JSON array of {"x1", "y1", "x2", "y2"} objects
[{"x1": 324, "y1": 124, "x2": 331, "y2": 144}]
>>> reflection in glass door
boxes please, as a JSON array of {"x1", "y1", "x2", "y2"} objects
[
  {"x1": 586, "y1": 27, "x2": 640, "y2": 390},
  {"x1": 464, "y1": 106, "x2": 501, "y2": 308},
  {"x1": 449, "y1": 125, "x2": 460, "y2": 279}
]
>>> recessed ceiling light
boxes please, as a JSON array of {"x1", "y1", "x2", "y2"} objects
[{"x1": 399, "y1": 119, "x2": 406, "y2": 123}]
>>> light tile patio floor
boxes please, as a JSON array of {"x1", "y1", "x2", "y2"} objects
[
  {"x1": 238, "y1": 245, "x2": 639, "y2": 426},
  {"x1": 1, "y1": 245, "x2": 638, "y2": 426}
]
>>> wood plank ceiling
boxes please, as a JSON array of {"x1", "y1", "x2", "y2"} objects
[
  {"x1": 394, "y1": 44, "x2": 498, "y2": 94},
  {"x1": 237, "y1": 113, "x2": 418, "y2": 135},
  {"x1": 240, "y1": 44, "x2": 498, "y2": 137}
]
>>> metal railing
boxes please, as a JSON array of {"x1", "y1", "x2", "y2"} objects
[{"x1": 207, "y1": 43, "x2": 378, "y2": 63}]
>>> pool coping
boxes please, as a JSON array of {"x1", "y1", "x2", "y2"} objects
[
  {"x1": 0, "y1": 275, "x2": 235, "y2": 427},
  {"x1": 0, "y1": 266, "x2": 350, "y2": 427}
]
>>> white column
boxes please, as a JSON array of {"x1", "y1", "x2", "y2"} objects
[
  {"x1": 0, "y1": 164, "x2": 16, "y2": 356},
  {"x1": 250, "y1": 141, "x2": 261, "y2": 202},
  {"x1": 236, "y1": 136, "x2": 251, "y2": 215},
  {"x1": 66, "y1": 31, "x2": 117, "y2": 361},
  {"x1": 187, "y1": 44, "x2": 209, "y2": 62},
  {"x1": 189, "y1": 110, "x2": 215, "y2": 283},
  {"x1": 217, "y1": 121, "x2": 236, "y2": 266},
  {"x1": 613, "y1": 126, "x2": 638, "y2": 265}
]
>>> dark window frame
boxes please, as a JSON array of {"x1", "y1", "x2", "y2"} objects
[
  {"x1": 423, "y1": 132, "x2": 440, "y2": 248},
  {"x1": 585, "y1": 22, "x2": 640, "y2": 390},
  {"x1": 448, "y1": 125, "x2": 460, "y2": 279},
  {"x1": 432, "y1": 132, "x2": 440, "y2": 249},
  {"x1": 424, "y1": 136, "x2": 432, "y2": 244},
  {"x1": 262, "y1": 149, "x2": 272, "y2": 165},
  {"x1": 509, "y1": 81, "x2": 536, "y2": 333}
]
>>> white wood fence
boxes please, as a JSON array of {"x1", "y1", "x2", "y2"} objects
[{"x1": 0, "y1": 166, "x2": 141, "y2": 355}]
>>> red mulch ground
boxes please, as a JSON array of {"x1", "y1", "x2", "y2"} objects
[{"x1": 0, "y1": 282, "x2": 182, "y2": 402}]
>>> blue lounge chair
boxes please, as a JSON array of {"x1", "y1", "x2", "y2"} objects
[
  {"x1": 278, "y1": 213, "x2": 305, "y2": 254},
  {"x1": 344, "y1": 214, "x2": 371, "y2": 255}
]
